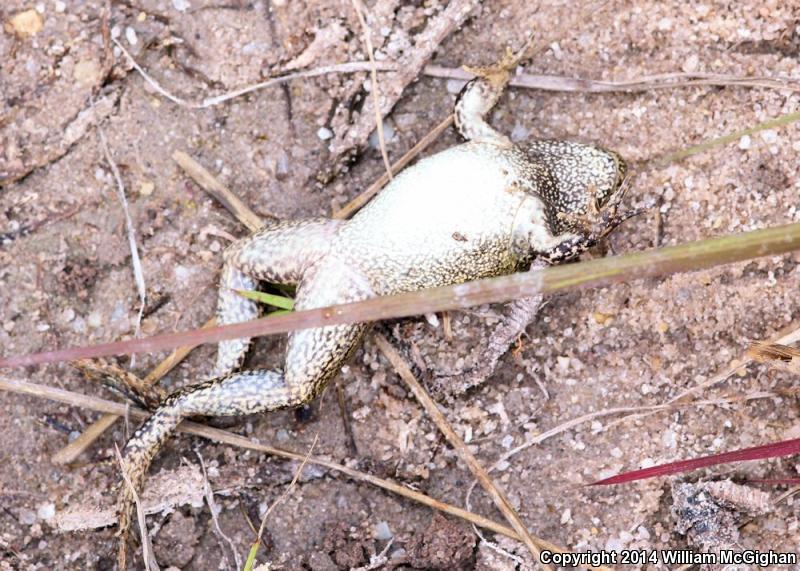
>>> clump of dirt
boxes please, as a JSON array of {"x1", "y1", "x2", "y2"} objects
[
  {"x1": 318, "y1": 521, "x2": 370, "y2": 569},
  {"x1": 404, "y1": 513, "x2": 476, "y2": 569},
  {"x1": 153, "y1": 511, "x2": 200, "y2": 568}
]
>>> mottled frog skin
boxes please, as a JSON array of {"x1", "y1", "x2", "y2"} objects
[{"x1": 114, "y1": 48, "x2": 630, "y2": 567}]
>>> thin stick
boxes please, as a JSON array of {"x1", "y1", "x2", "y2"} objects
[
  {"x1": 373, "y1": 334, "x2": 551, "y2": 569},
  {"x1": 601, "y1": 321, "x2": 800, "y2": 434},
  {"x1": 197, "y1": 451, "x2": 241, "y2": 570},
  {"x1": 172, "y1": 151, "x2": 265, "y2": 232},
  {"x1": 113, "y1": 34, "x2": 800, "y2": 113},
  {"x1": 333, "y1": 115, "x2": 454, "y2": 219},
  {"x1": 425, "y1": 66, "x2": 800, "y2": 94},
  {"x1": 350, "y1": 0, "x2": 393, "y2": 181},
  {"x1": 97, "y1": 128, "x2": 147, "y2": 353},
  {"x1": 112, "y1": 37, "x2": 395, "y2": 109},
  {"x1": 0, "y1": 375, "x2": 604, "y2": 565},
  {"x1": 6, "y1": 222, "x2": 800, "y2": 368}
]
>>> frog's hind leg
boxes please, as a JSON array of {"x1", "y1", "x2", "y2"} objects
[
  {"x1": 116, "y1": 260, "x2": 370, "y2": 569},
  {"x1": 216, "y1": 218, "x2": 342, "y2": 376},
  {"x1": 454, "y1": 39, "x2": 532, "y2": 146}
]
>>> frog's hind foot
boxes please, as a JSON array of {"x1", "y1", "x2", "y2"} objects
[
  {"x1": 72, "y1": 359, "x2": 165, "y2": 410},
  {"x1": 454, "y1": 36, "x2": 534, "y2": 146}
]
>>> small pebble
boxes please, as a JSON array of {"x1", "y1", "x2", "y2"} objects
[
  {"x1": 738, "y1": 134, "x2": 751, "y2": 150},
  {"x1": 87, "y1": 311, "x2": 103, "y2": 328},
  {"x1": 316, "y1": 127, "x2": 333, "y2": 140},
  {"x1": 139, "y1": 181, "x2": 154, "y2": 196},
  {"x1": 125, "y1": 26, "x2": 138, "y2": 46},
  {"x1": 19, "y1": 509, "x2": 37, "y2": 526},
  {"x1": 374, "y1": 521, "x2": 392, "y2": 540},
  {"x1": 37, "y1": 503, "x2": 55, "y2": 520}
]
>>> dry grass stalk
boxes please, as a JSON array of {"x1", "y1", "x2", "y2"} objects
[
  {"x1": 424, "y1": 65, "x2": 800, "y2": 94},
  {"x1": 97, "y1": 127, "x2": 147, "y2": 354},
  {"x1": 373, "y1": 334, "x2": 552, "y2": 570},
  {"x1": 172, "y1": 151, "x2": 267, "y2": 232},
  {"x1": 244, "y1": 435, "x2": 318, "y2": 571},
  {"x1": 115, "y1": 445, "x2": 159, "y2": 571},
  {"x1": 7, "y1": 222, "x2": 800, "y2": 369},
  {"x1": 747, "y1": 341, "x2": 800, "y2": 374},
  {"x1": 197, "y1": 451, "x2": 241, "y2": 569},
  {"x1": 350, "y1": 0, "x2": 393, "y2": 181}
]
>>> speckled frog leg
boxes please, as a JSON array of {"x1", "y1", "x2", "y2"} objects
[
  {"x1": 116, "y1": 255, "x2": 371, "y2": 569},
  {"x1": 454, "y1": 42, "x2": 530, "y2": 146},
  {"x1": 215, "y1": 218, "x2": 341, "y2": 375}
]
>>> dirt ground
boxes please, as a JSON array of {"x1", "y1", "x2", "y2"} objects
[{"x1": 2, "y1": 0, "x2": 800, "y2": 569}]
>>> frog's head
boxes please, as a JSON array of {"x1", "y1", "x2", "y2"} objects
[{"x1": 525, "y1": 140, "x2": 628, "y2": 235}]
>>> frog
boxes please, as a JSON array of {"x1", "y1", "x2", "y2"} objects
[{"x1": 113, "y1": 44, "x2": 636, "y2": 568}]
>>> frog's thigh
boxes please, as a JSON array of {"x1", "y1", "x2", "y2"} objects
[
  {"x1": 284, "y1": 262, "x2": 371, "y2": 398},
  {"x1": 216, "y1": 218, "x2": 342, "y2": 376}
]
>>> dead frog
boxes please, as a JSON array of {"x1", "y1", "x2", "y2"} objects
[{"x1": 113, "y1": 46, "x2": 637, "y2": 566}]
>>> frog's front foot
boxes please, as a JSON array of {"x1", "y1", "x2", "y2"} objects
[{"x1": 548, "y1": 180, "x2": 645, "y2": 261}]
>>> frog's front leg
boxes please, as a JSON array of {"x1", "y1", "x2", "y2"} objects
[{"x1": 454, "y1": 41, "x2": 530, "y2": 146}]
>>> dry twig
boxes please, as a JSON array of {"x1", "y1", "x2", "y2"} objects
[
  {"x1": 198, "y1": 451, "x2": 242, "y2": 570},
  {"x1": 373, "y1": 334, "x2": 552, "y2": 569},
  {"x1": 97, "y1": 127, "x2": 147, "y2": 361},
  {"x1": 350, "y1": 0, "x2": 393, "y2": 181},
  {"x1": 244, "y1": 436, "x2": 318, "y2": 571}
]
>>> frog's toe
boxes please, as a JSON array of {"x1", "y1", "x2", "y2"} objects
[{"x1": 72, "y1": 359, "x2": 165, "y2": 410}]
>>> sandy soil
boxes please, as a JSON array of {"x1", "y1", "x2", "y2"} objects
[{"x1": 1, "y1": 0, "x2": 799, "y2": 569}]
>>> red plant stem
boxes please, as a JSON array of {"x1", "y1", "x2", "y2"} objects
[{"x1": 592, "y1": 438, "x2": 800, "y2": 485}]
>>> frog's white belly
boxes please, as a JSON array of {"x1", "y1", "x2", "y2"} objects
[{"x1": 338, "y1": 143, "x2": 541, "y2": 294}]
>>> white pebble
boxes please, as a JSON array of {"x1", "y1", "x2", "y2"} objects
[
  {"x1": 37, "y1": 503, "x2": 55, "y2": 520},
  {"x1": 125, "y1": 26, "x2": 138, "y2": 46},
  {"x1": 87, "y1": 311, "x2": 103, "y2": 328},
  {"x1": 172, "y1": 0, "x2": 190, "y2": 11},
  {"x1": 316, "y1": 127, "x2": 333, "y2": 140},
  {"x1": 19, "y1": 509, "x2": 37, "y2": 525},
  {"x1": 738, "y1": 134, "x2": 751, "y2": 150},
  {"x1": 54, "y1": 1, "x2": 66, "y2": 12},
  {"x1": 560, "y1": 508, "x2": 572, "y2": 524},
  {"x1": 446, "y1": 79, "x2": 468, "y2": 94},
  {"x1": 681, "y1": 54, "x2": 699, "y2": 73},
  {"x1": 374, "y1": 521, "x2": 393, "y2": 540}
]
